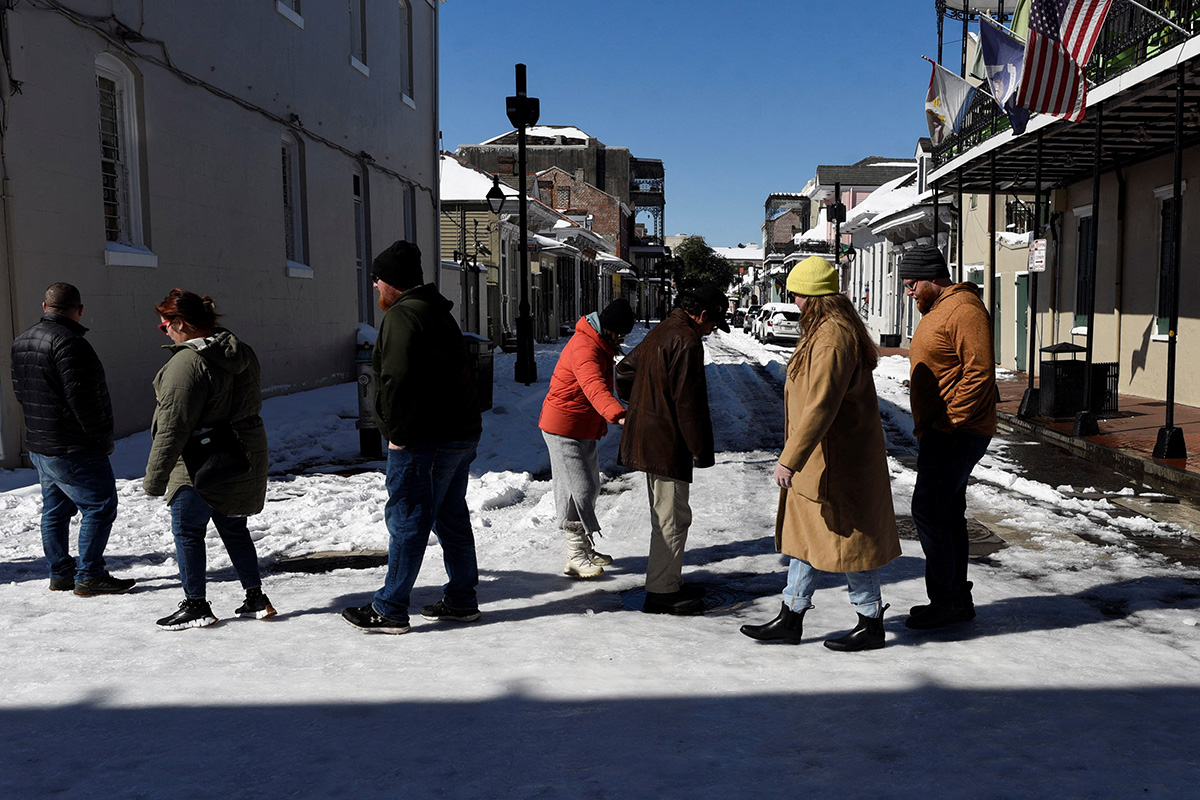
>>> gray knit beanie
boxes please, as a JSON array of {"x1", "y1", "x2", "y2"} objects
[{"x1": 898, "y1": 244, "x2": 950, "y2": 280}]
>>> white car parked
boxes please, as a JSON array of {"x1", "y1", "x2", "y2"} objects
[{"x1": 754, "y1": 302, "x2": 802, "y2": 344}]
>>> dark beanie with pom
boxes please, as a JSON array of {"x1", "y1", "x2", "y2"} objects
[{"x1": 897, "y1": 244, "x2": 950, "y2": 280}]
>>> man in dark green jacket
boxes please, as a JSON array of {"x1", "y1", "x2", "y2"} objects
[{"x1": 343, "y1": 241, "x2": 483, "y2": 634}]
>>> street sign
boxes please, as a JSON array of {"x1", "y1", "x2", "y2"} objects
[{"x1": 1028, "y1": 238, "x2": 1047, "y2": 272}]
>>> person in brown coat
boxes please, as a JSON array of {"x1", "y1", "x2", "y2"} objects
[
  {"x1": 616, "y1": 284, "x2": 727, "y2": 615},
  {"x1": 900, "y1": 243, "x2": 996, "y2": 631},
  {"x1": 740, "y1": 257, "x2": 900, "y2": 650}
]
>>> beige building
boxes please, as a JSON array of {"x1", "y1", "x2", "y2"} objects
[
  {"x1": 930, "y1": 3, "x2": 1200, "y2": 452},
  {"x1": 1, "y1": 0, "x2": 441, "y2": 467}
]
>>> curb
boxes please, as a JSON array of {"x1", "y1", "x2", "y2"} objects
[{"x1": 998, "y1": 411, "x2": 1200, "y2": 497}]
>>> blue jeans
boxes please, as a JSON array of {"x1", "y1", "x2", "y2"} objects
[
  {"x1": 30, "y1": 452, "x2": 118, "y2": 581},
  {"x1": 911, "y1": 428, "x2": 992, "y2": 607},
  {"x1": 782, "y1": 558, "x2": 883, "y2": 618},
  {"x1": 170, "y1": 486, "x2": 262, "y2": 599},
  {"x1": 373, "y1": 438, "x2": 479, "y2": 620}
]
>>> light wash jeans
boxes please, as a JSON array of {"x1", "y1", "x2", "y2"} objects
[{"x1": 782, "y1": 557, "x2": 883, "y2": 618}]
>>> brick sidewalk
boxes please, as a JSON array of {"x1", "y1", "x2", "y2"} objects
[{"x1": 881, "y1": 347, "x2": 1200, "y2": 496}]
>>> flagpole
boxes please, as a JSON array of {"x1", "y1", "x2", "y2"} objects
[
  {"x1": 979, "y1": 11, "x2": 1027, "y2": 43},
  {"x1": 922, "y1": 53, "x2": 998, "y2": 103},
  {"x1": 1123, "y1": 0, "x2": 1191, "y2": 36}
]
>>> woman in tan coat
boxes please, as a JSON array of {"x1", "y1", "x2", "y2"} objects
[{"x1": 741, "y1": 257, "x2": 900, "y2": 651}]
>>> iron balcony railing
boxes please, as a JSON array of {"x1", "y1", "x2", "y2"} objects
[{"x1": 932, "y1": 0, "x2": 1200, "y2": 166}]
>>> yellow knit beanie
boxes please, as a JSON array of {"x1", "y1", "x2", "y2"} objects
[{"x1": 786, "y1": 256, "x2": 839, "y2": 296}]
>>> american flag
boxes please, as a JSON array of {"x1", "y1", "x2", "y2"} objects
[{"x1": 1015, "y1": 0, "x2": 1114, "y2": 122}]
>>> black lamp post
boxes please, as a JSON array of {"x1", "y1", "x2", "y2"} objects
[{"x1": 506, "y1": 64, "x2": 540, "y2": 385}]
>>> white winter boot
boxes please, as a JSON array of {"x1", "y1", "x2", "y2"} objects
[
  {"x1": 563, "y1": 520, "x2": 612, "y2": 566},
  {"x1": 564, "y1": 530, "x2": 604, "y2": 578}
]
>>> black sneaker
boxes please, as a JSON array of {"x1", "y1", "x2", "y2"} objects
[
  {"x1": 49, "y1": 576, "x2": 76, "y2": 592},
  {"x1": 156, "y1": 599, "x2": 218, "y2": 631},
  {"x1": 235, "y1": 587, "x2": 277, "y2": 620},
  {"x1": 74, "y1": 573, "x2": 136, "y2": 596},
  {"x1": 341, "y1": 604, "x2": 410, "y2": 634},
  {"x1": 420, "y1": 598, "x2": 481, "y2": 623}
]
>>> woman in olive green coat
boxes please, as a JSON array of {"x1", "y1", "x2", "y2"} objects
[
  {"x1": 144, "y1": 289, "x2": 274, "y2": 630},
  {"x1": 741, "y1": 257, "x2": 900, "y2": 651}
]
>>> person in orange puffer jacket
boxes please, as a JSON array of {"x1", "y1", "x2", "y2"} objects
[{"x1": 538, "y1": 298, "x2": 635, "y2": 578}]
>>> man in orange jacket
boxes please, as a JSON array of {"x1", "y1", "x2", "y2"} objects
[{"x1": 900, "y1": 244, "x2": 997, "y2": 631}]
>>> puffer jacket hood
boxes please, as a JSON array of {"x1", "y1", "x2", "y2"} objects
[{"x1": 162, "y1": 329, "x2": 252, "y2": 376}]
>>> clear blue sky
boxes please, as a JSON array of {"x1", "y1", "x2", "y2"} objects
[{"x1": 439, "y1": 1, "x2": 950, "y2": 248}]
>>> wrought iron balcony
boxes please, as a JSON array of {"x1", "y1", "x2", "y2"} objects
[{"x1": 932, "y1": 0, "x2": 1199, "y2": 167}]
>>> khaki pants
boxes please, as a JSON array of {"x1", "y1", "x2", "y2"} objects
[{"x1": 645, "y1": 473, "x2": 692, "y2": 593}]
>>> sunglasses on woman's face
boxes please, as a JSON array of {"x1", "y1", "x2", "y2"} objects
[{"x1": 157, "y1": 320, "x2": 171, "y2": 334}]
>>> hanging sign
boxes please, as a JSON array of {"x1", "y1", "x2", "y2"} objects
[{"x1": 1028, "y1": 238, "x2": 1047, "y2": 273}]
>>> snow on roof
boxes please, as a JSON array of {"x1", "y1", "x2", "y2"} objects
[
  {"x1": 439, "y1": 154, "x2": 521, "y2": 203},
  {"x1": 527, "y1": 125, "x2": 589, "y2": 141},
  {"x1": 845, "y1": 170, "x2": 919, "y2": 228},
  {"x1": 713, "y1": 245, "x2": 763, "y2": 262},
  {"x1": 478, "y1": 125, "x2": 591, "y2": 145}
]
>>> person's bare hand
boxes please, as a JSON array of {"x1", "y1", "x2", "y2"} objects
[{"x1": 773, "y1": 462, "x2": 794, "y2": 488}]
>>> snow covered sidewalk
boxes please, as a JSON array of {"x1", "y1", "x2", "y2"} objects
[{"x1": 2, "y1": 327, "x2": 1198, "y2": 798}]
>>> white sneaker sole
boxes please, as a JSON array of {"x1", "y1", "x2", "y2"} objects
[
  {"x1": 238, "y1": 604, "x2": 278, "y2": 620},
  {"x1": 342, "y1": 617, "x2": 410, "y2": 634},
  {"x1": 156, "y1": 614, "x2": 218, "y2": 631}
]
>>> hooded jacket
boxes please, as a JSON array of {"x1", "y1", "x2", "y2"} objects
[
  {"x1": 373, "y1": 283, "x2": 482, "y2": 446},
  {"x1": 11, "y1": 313, "x2": 114, "y2": 456},
  {"x1": 615, "y1": 309, "x2": 714, "y2": 482},
  {"x1": 908, "y1": 283, "x2": 997, "y2": 440},
  {"x1": 143, "y1": 329, "x2": 268, "y2": 516},
  {"x1": 539, "y1": 314, "x2": 626, "y2": 440}
]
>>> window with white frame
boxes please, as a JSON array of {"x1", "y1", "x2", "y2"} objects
[
  {"x1": 350, "y1": 0, "x2": 368, "y2": 72},
  {"x1": 96, "y1": 54, "x2": 149, "y2": 255},
  {"x1": 1074, "y1": 212, "x2": 1094, "y2": 329},
  {"x1": 398, "y1": 1, "x2": 413, "y2": 101},
  {"x1": 403, "y1": 183, "x2": 416, "y2": 242},
  {"x1": 277, "y1": 0, "x2": 303, "y2": 28},
  {"x1": 353, "y1": 167, "x2": 371, "y2": 323},
  {"x1": 1154, "y1": 183, "x2": 1186, "y2": 337},
  {"x1": 281, "y1": 131, "x2": 308, "y2": 271}
]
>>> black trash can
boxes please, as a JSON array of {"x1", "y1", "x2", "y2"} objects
[
  {"x1": 880, "y1": 333, "x2": 901, "y2": 348},
  {"x1": 462, "y1": 333, "x2": 494, "y2": 412}
]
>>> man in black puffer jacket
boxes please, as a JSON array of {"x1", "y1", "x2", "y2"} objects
[{"x1": 11, "y1": 283, "x2": 135, "y2": 596}]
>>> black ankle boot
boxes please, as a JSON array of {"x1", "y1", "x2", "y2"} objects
[
  {"x1": 740, "y1": 602, "x2": 806, "y2": 644},
  {"x1": 824, "y1": 604, "x2": 889, "y2": 652}
]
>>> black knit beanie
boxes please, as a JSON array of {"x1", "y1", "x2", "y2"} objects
[
  {"x1": 898, "y1": 244, "x2": 950, "y2": 280},
  {"x1": 372, "y1": 240, "x2": 424, "y2": 290},
  {"x1": 598, "y1": 298, "x2": 635, "y2": 335}
]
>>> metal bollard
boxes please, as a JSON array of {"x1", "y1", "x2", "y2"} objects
[{"x1": 355, "y1": 342, "x2": 383, "y2": 458}]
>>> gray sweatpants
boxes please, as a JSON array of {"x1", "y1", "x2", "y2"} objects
[{"x1": 542, "y1": 431, "x2": 603, "y2": 534}]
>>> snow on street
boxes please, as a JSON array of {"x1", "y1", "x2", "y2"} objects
[{"x1": 2, "y1": 326, "x2": 1199, "y2": 798}]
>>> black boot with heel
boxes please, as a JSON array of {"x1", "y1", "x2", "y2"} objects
[
  {"x1": 824, "y1": 604, "x2": 889, "y2": 652},
  {"x1": 740, "y1": 602, "x2": 806, "y2": 644}
]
